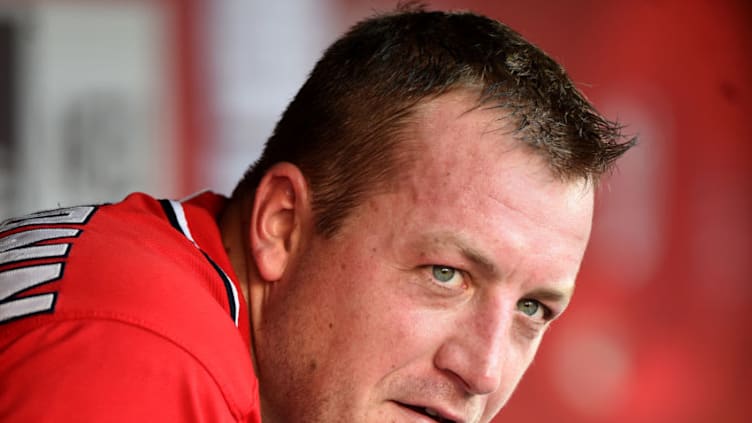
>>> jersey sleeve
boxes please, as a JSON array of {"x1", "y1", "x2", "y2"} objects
[{"x1": 0, "y1": 319, "x2": 243, "y2": 423}]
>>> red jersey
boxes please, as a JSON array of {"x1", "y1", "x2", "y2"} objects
[{"x1": 0, "y1": 192, "x2": 260, "y2": 422}]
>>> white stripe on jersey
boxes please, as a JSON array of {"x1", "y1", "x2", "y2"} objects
[{"x1": 167, "y1": 200, "x2": 240, "y2": 328}]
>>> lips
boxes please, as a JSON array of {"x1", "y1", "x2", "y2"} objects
[{"x1": 395, "y1": 401, "x2": 459, "y2": 423}]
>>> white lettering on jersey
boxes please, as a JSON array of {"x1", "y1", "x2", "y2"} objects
[
  {"x1": 0, "y1": 264, "x2": 61, "y2": 323},
  {"x1": 0, "y1": 206, "x2": 96, "y2": 323},
  {"x1": 0, "y1": 206, "x2": 96, "y2": 232}
]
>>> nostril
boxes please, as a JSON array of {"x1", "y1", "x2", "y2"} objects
[{"x1": 433, "y1": 336, "x2": 505, "y2": 396}]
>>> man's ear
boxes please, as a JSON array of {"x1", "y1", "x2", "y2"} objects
[{"x1": 249, "y1": 162, "x2": 311, "y2": 282}]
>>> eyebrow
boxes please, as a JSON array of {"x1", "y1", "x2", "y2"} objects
[
  {"x1": 525, "y1": 286, "x2": 575, "y2": 304},
  {"x1": 459, "y1": 244, "x2": 500, "y2": 278},
  {"x1": 419, "y1": 232, "x2": 500, "y2": 278}
]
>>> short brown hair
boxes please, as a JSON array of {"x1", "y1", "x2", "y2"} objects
[{"x1": 231, "y1": 6, "x2": 635, "y2": 237}]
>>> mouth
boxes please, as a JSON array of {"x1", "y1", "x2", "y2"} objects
[{"x1": 395, "y1": 401, "x2": 458, "y2": 423}]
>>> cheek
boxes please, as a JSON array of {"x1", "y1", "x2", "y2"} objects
[
  {"x1": 292, "y1": 246, "x2": 419, "y2": 365},
  {"x1": 327, "y1": 270, "x2": 426, "y2": 358}
]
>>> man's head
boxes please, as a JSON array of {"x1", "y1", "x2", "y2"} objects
[
  {"x1": 225, "y1": 6, "x2": 634, "y2": 423},
  {"x1": 230, "y1": 6, "x2": 633, "y2": 238}
]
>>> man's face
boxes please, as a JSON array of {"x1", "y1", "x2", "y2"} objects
[{"x1": 253, "y1": 91, "x2": 595, "y2": 423}]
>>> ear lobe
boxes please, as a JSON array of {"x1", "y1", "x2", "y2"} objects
[{"x1": 250, "y1": 163, "x2": 310, "y2": 282}]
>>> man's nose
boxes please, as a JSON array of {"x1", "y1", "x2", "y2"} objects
[{"x1": 433, "y1": 300, "x2": 510, "y2": 395}]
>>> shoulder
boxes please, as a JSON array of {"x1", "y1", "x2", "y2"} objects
[
  {"x1": 0, "y1": 193, "x2": 217, "y2": 325},
  {"x1": 0, "y1": 193, "x2": 259, "y2": 422},
  {"x1": 0, "y1": 319, "x2": 258, "y2": 422}
]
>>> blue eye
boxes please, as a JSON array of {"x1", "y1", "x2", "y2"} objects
[
  {"x1": 517, "y1": 299, "x2": 543, "y2": 318},
  {"x1": 432, "y1": 266, "x2": 456, "y2": 283}
]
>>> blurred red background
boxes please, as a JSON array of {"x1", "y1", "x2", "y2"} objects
[
  {"x1": 3, "y1": 0, "x2": 748, "y2": 421},
  {"x1": 175, "y1": 0, "x2": 750, "y2": 421},
  {"x1": 340, "y1": 1, "x2": 751, "y2": 421},
  {"x1": 402, "y1": 1, "x2": 750, "y2": 422}
]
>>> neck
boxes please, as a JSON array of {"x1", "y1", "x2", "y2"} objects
[
  {"x1": 219, "y1": 199, "x2": 252, "y2": 305},
  {"x1": 219, "y1": 198, "x2": 264, "y2": 368}
]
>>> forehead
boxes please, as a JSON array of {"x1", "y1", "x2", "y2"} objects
[
  {"x1": 405, "y1": 92, "x2": 587, "y2": 201},
  {"x1": 403, "y1": 90, "x2": 534, "y2": 177},
  {"x1": 389, "y1": 90, "x2": 594, "y2": 263}
]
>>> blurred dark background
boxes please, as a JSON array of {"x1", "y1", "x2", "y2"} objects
[{"x1": 1, "y1": 1, "x2": 749, "y2": 421}]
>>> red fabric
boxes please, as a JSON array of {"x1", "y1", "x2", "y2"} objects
[{"x1": 0, "y1": 192, "x2": 260, "y2": 422}]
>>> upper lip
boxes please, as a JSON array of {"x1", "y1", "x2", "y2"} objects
[{"x1": 393, "y1": 400, "x2": 467, "y2": 423}]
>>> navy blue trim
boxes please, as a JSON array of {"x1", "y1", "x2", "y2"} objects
[
  {"x1": 202, "y1": 251, "x2": 237, "y2": 322},
  {"x1": 158, "y1": 199, "x2": 185, "y2": 236},
  {"x1": 159, "y1": 199, "x2": 237, "y2": 324}
]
